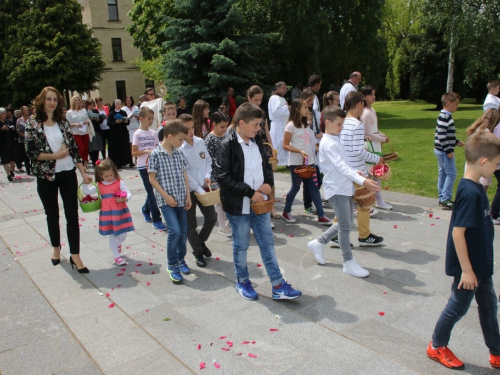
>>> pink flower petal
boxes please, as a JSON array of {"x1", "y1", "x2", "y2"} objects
[
  {"x1": 106, "y1": 293, "x2": 111, "y2": 297},
  {"x1": 236, "y1": 352, "x2": 242, "y2": 355},
  {"x1": 428, "y1": 213, "x2": 433, "y2": 217},
  {"x1": 117, "y1": 284, "x2": 122, "y2": 287},
  {"x1": 242, "y1": 341, "x2": 250, "y2": 344},
  {"x1": 152, "y1": 271, "x2": 155, "y2": 274},
  {"x1": 126, "y1": 246, "x2": 131, "y2": 249},
  {"x1": 248, "y1": 353, "x2": 257, "y2": 358},
  {"x1": 379, "y1": 312, "x2": 385, "y2": 316},
  {"x1": 199, "y1": 362, "x2": 206, "y2": 370},
  {"x1": 383, "y1": 291, "x2": 387, "y2": 294},
  {"x1": 251, "y1": 341, "x2": 256, "y2": 344},
  {"x1": 430, "y1": 223, "x2": 435, "y2": 226},
  {"x1": 257, "y1": 264, "x2": 262, "y2": 268},
  {"x1": 436, "y1": 217, "x2": 440, "y2": 219},
  {"x1": 222, "y1": 347, "x2": 230, "y2": 351},
  {"x1": 145, "y1": 309, "x2": 149, "y2": 312},
  {"x1": 134, "y1": 271, "x2": 139, "y2": 274},
  {"x1": 289, "y1": 235, "x2": 294, "y2": 237},
  {"x1": 219, "y1": 336, "x2": 227, "y2": 339},
  {"x1": 214, "y1": 362, "x2": 220, "y2": 369},
  {"x1": 111, "y1": 288, "x2": 114, "y2": 291},
  {"x1": 116, "y1": 273, "x2": 123, "y2": 276},
  {"x1": 149, "y1": 262, "x2": 153, "y2": 266},
  {"x1": 120, "y1": 268, "x2": 126, "y2": 271},
  {"x1": 136, "y1": 263, "x2": 142, "y2": 267},
  {"x1": 226, "y1": 341, "x2": 233, "y2": 347},
  {"x1": 216, "y1": 257, "x2": 220, "y2": 260},
  {"x1": 393, "y1": 225, "x2": 397, "y2": 229},
  {"x1": 279, "y1": 228, "x2": 284, "y2": 231},
  {"x1": 197, "y1": 344, "x2": 201, "y2": 350},
  {"x1": 147, "y1": 282, "x2": 151, "y2": 286},
  {"x1": 269, "y1": 328, "x2": 279, "y2": 331},
  {"x1": 108, "y1": 303, "x2": 115, "y2": 308}
]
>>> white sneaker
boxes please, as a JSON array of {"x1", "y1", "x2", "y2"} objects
[
  {"x1": 343, "y1": 259, "x2": 369, "y2": 278},
  {"x1": 218, "y1": 227, "x2": 232, "y2": 237},
  {"x1": 271, "y1": 221, "x2": 275, "y2": 229},
  {"x1": 493, "y1": 218, "x2": 500, "y2": 225},
  {"x1": 376, "y1": 201, "x2": 392, "y2": 210},
  {"x1": 308, "y1": 239, "x2": 325, "y2": 265},
  {"x1": 369, "y1": 208, "x2": 379, "y2": 217}
]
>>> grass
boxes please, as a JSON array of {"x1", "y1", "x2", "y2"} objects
[{"x1": 276, "y1": 100, "x2": 488, "y2": 200}]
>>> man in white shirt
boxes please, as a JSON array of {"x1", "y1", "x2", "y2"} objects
[
  {"x1": 339, "y1": 71, "x2": 362, "y2": 110},
  {"x1": 483, "y1": 81, "x2": 500, "y2": 112},
  {"x1": 268, "y1": 82, "x2": 290, "y2": 165}
]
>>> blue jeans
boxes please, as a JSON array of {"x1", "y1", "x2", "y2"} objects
[
  {"x1": 284, "y1": 164, "x2": 324, "y2": 217},
  {"x1": 434, "y1": 149, "x2": 457, "y2": 202},
  {"x1": 432, "y1": 276, "x2": 500, "y2": 354},
  {"x1": 160, "y1": 205, "x2": 188, "y2": 266},
  {"x1": 303, "y1": 165, "x2": 323, "y2": 209},
  {"x1": 226, "y1": 211, "x2": 283, "y2": 286},
  {"x1": 139, "y1": 169, "x2": 162, "y2": 222}
]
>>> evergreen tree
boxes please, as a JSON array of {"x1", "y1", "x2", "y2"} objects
[
  {"x1": 4, "y1": 0, "x2": 105, "y2": 106},
  {"x1": 0, "y1": 0, "x2": 30, "y2": 105},
  {"x1": 161, "y1": 0, "x2": 269, "y2": 106}
]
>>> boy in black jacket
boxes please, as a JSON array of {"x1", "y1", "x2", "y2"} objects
[{"x1": 216, "y1": 103, "x2": 302, "y2": 301}]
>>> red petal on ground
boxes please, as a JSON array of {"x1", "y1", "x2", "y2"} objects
[
  {"x1": 152, "y1": 271, "x2": 155, "y2": 274},
  {"x1": 197, "y1": 344, "x2": 201, "y2": 350},
  {"x1": 149, "y1": 262, "x2": 153, "y2": 266},
  {"x1": 214, "y1": 362, "x2": 220, "y2": 369},
  {"x1": 199, "y1": 362, "x2": 206, "y2": 370},
  {"x1": 147, "y1": 282, "x2": 151, "y2": 286},
  {"x1": 393, "y1": 225, "x2": 397, "y2": 228},
  {"x1": 226, "y1": 341, "x2": 233, "y2": 347},
  {"x1": 111, "y1": 288, "x2": 114, "y2": 291},
  {"x1": 269, "y1": 328, "x2": 279, "y2": 331},
  {"x1": 136, "y1": 263, "x2": 142, "y2": 266},
  {"x1": 236, "y1": 352, "x2": 242, "y2": 355},
  {"x1": 216, "y1": 257, "x2": 220, "y2": 260},
  {"x1": 431, "y1": 223, "x2": 435, "y2": 226},
  {"x1": 379, "y1": 312, "x2": 385, "y2": 316},
  {"x1": 145, "y1": 309, "x2": 149, "y2": 312},
  {"x1": 248, "y1": 353, "x2": 257, "y2": 358},
  {"x1": 219, "y1": 336, "x2": 227, "y2": 339},
  {"x1": 257, "y1": 264, "x2": 262, "y2": 267},
  {"x1": 126, "y1": 246, "x2": 131, "y2": 249},
  {"x1": 106, "y1": 293, "x2": 111, "y2": 297},
  {"x1": 116, "y1": 273, "x2": 123, "y2": 276},
  {"x1": 108, "y1": 303, "x2": 115, "y2": 308},
  {"x1": 436, "y1": 217, "x2": 440, "y2": 219},
  {"x1": 222, "y1": 348, "x2": 230, "y2": 351},
  {"x1": 429, "y1": 213, "x2": 433, "y2": 217},
  {"x1": 289, "y1": 235, "x2": 294, "y2": 237},
  {"x1": 134, "y1": 271, "x2": 139, "y2": 274},
  {"x1": 383, "y1": 291, "x2": 387, "y2": 294},
  {"x1": 120, "y1": 268, "x2": 126, "y2": 271},
  {"x1": 242, "y1": 341, "x2": 250, "y2": 344},
  {"x1": 251, "y1": 341, "x2": 256, "y2": 344},
  {"x1": 117, "y1": 284, "x2": 122, "y2": 287}
]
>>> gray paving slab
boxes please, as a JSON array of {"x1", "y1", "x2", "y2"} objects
[{"x1": 3, "y1": 166, "x2": 500, "y2": 374}]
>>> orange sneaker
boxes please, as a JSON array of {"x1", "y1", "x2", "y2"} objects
[
  {"x1": 490, "y1": 354, "x2": 500, "y2": 368},
  {"x1": 426, "y1": 342, "x2": 464, "y2": 369}
]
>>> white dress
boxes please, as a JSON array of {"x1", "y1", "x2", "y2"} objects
[{"x1": 268, "y1": 95, "x2": 290, "y2": 166}]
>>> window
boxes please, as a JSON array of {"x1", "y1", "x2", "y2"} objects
[
  {"x1": 111, "y1": 38, "x2": 123, "y2": 61},
  {"x1": 145, "y1": 79, "x2": 154, "y2": 89},
  {"x1": 108, "y1": 0, "x2": 119, "y2": 21},
  {"x1": 116, "y1": 81, "x2": 126, "y2": 102}
]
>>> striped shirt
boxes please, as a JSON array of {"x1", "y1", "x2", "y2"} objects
[
  {"x1": 434, "y1": 110, "x2": 458, "y2": 154},
  {"x1": 148, "y1": 144, "x2": 188, "y2": 208},
  {"x1": 340, "y1": 117, "x2": 380, "y2": 175}
]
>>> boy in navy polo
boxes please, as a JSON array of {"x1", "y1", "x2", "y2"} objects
[{"x1": 427, "y1": 131, "x2": 500, "y2": 369}]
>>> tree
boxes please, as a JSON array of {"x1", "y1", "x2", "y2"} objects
[
  {"x1": 4, "y1": 0, "x2": 106, "y2": 106},
  {"x1": 0, "y1": 0, "x2": 30, "y2": 105},
  {"x1": 160, "y1": 0, "x2": 270, "y2": 107}
]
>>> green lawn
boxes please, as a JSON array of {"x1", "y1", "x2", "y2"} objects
[{"x1": 277, "y1": 100, "x2": 490, "y2": 201}]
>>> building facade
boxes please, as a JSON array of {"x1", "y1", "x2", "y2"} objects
[{"x1": 77, "y1": 0, "x2": 158, "y2": 103}]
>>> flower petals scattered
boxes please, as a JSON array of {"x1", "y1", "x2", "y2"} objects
[
  {"x1": 108, "y1": 303, "x2": 115, "y2": 308},
  {"x1": 199, "y1": 362, "x2": 206, "y2": 370},
  {"x1": 379, "y1": 312, "x2": 385, "y2": 316},
  {"x1": 248, "y1": 353, "x2": 257, "y2": 358}
]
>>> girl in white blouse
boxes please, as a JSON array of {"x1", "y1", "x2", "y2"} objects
[{"x1": 66, "y1": 95, "x2": 95, "y2": 172}]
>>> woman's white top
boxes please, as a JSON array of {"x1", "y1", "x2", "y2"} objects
[
  {"x1": 284, "y1": 122, "x2": 315, "y2": 166},
  {"x1": 43, "y1": 123, "x2": 75, "y2": 172},
  {"x1": 67, "y1": 109, "x2": 90, "y2": 136},
  {"x1": 123, "y1": 105, "x2": 140, "y2": 132},
  {"x1": 361, "y1": 107, "x2": 386, "y2": 153},
  {"x1": 98, "y1": 108, "x2": 109, "y2": 130}
]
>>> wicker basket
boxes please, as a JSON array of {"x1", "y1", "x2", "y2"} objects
[
  {"x1": 370, "y1": 163, "x2": 391, "y2": 180},
  {"x1": 353, "y1": 184, "x2": 376, "y2": 209},
  {"x1": 294, "y1": 158, "x2": 316, "y2": 179},
  {"x1": 78, "y1": 182, "x2": 101, "y2": 213},
  {"x1": 383, "y1": 141, "x2": 398, "y2": 162},
  {"x1": 251, "y1": 198, "x2": 274, "y2": 215},
  {"x1": 194, "y1": 185, "x2": 221, "y2": 207},
  {"x1": 263, "y1": 142, "x2": 278, "y2": 172}
]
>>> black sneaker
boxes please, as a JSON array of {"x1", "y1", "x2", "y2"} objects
[
  {"x1": 330, "y1": 236, "x2": 353, "y2": 248},
  {"x1": 439, "y1": 200, "x2": 453, "y2": 210},
  {"x1": 194, "y1": 254, "x2": 207, "y2": 267},
  {"x1": 7, "y1": 176, "x2": 13, "y2": 182},
  {"x1": 10, "y1": 171, "x2": 14, "y2": 178},
  {"x1": 358, "y1": 233, "x2": 383, "y2": 247},
  {"x1": 201, "y1": 243, "x2": 212, "y2": 258}
]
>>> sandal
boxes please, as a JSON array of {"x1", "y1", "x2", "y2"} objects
[{"x1": 271, "y1": 213, "x2": 282, "y2": 219}]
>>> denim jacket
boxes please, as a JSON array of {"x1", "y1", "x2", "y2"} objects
[{"x1": 25, "y1": 117, "x2": 82, "y2": 181}]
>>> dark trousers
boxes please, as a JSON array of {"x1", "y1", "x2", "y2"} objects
[
  {"x1": 16, "y1": 142, "x2": 31, "y2": 174},
  {"x1": 187, "y1": 191, "x2": 216, "y2": 256},
  {"x1": 37, "y1": 169, "x2": 80, "y2": 254},
  {"x1": 139, "y1": 168, "x2": 162, "y2": 222},
  {"x1": 492, "y1": 170, "x2": 500, "y2": 219},
  {"x1": 101, "y1": 129, "x2": 110, "y2": 159},
  {"x1": 432, "y1": 276, "x2": 500, "y2": 354},
  {"x1": 303, "y1": 165, "x2": 323, "y2": 209}
]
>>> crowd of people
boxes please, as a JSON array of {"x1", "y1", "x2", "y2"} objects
[{"x1": 5, "y1": 73, "x2": 500, "y2": 370}]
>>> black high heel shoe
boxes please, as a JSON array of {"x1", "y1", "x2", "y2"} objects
[
  {"x1": 51, "y1": 258, "x2": 61, "y2": 266},
  {"x1": 70, "y1": 256, "x2": 89, "y2": 274}
]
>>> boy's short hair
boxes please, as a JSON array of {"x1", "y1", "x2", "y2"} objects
[
  {"x1": 164, "y1": 119, "x2": 188, "y2": 137},
  {"x1": 139, "y1": 106, "x2": 154, "y2": 118},
  {"x1": 274, "y1": 81, "x2": 286, "y2": 90},
  {"x1": 308, "y1": 74, "x2": 322, "y2": 87},
  {"x1": 178, "y1": 113, "x2": 193, "y2": 123},
  {"x1": 163, "y1": 101, "x2": 176, "y2": 111},
  {"x1": 234, "y1": 102, "x2": 264, "y2": 126},
  {"x1": 465, "y1": 131, "x2": 500, "y2": 163},
  {"x1": 344, "y1": 91, "x2": 364, "y2": 111},
  {"x1": 323, "y1": 105, "x2": 346, "y2": 122},
  {"x1": 487, "y1": 81, "x2": 500, "y2": 91},
  {"x1": 441, "y1": 92, "x2": 460, "y2": 107}
]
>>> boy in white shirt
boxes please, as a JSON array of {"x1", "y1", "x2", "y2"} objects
[
  {"x1": 308, "y1": 106, "x2": 380, "y2": 277},
  {"x1": 131, "y1": 107, "x2": 166, "y2": 231},
  {"x1": 180, "y1": 115, "x2": 217, "y2": 268},
  {"x1": 483, "y1": 81, "x2": 500, "y2": 112}
]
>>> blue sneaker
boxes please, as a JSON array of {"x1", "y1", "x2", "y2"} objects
[
  {"x1": 152, "y1": 221, "x2": 167, "y2": 231},
  {"x1": 235, "y1": 279, "x2": 258, "y2": 300},
  {"x1": 167, "y1": 265, "x2": 183, "y2": 283},
  {"x1": 272, "y1": 281, "x2": 302, "y2": 300},
  {"x1": 177, "y1": 259, "x2": 191, "y2": 275},
  {"x1": 141, "y1": 208, "x2": 153, "y2": 223}
]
